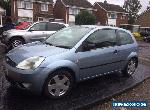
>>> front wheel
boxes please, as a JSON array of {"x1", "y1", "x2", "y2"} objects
[
  {"x1": 43, "y1": 70, "x2": 74, "y2": 99},
  {"x1": 122, "y1": 58, "x2": 138, "y2": 77},
  {"x1": 10, "y1": 37, "x2": 25, "y2": 48}
]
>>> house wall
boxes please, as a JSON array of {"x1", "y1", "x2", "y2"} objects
[
  {"x1": 93, "y1": 3, "x2": 128, "y2": 27},
  {"x1": 33, "y1": 2, "x2": 53, "y2": 22},
  {"x1": 93, "y1": 3, "x2": 108, "y2": 25},
  {"x1": 136, "y1": 9, "x2": 150, "y2": 27},
  {"x1": 54, "y1": 0, "x2": 67, "y2": 23},
  {"x1": 11, "y1": 0, "x2": 53, "y2": 23},
  {"x1": 116, "y1": 13, "x2": 128, "y2": 27}
]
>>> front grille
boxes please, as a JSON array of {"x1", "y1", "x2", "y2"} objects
[{"x1": 5, "y1": 56, "x2": 17, "y2": 67}]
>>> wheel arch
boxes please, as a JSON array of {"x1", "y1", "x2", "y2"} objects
[
  {"x1": 9, "y1": 36, "x2": 26, "y2": 43},
  {"x1": 127, "y1": 52, "x2": 138, "y2": 67}
]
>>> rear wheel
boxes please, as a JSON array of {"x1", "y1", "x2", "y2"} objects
[
  {"x1": 43, "y1": 70, "x2": 74, "y2": 99},
  {"x1": 10, "y1": 37, "x2": 25, "y2": 48},
  {"x1": 122, "y1": 58, "x2": 138, "y2": 77}
]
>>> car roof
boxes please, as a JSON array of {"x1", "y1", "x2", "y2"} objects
[
  {"x1": 34, "y1": 21, "x2": 69, "y2": 27},
  {"x1": 78, "y1": 25, "x2": 130, "y2": 32}
]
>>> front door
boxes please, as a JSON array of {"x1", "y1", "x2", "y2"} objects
[{"x1": 76, "y1": 29, "x2": 122, "y2": 80}]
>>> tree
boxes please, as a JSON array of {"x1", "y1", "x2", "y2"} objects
[
  {"x1": 0, "y1": 0, "x2": 11, "y2": 16},
  {"x1": 123, "y1": 0, "x2": 142, "y2": 24},
  {"x1": 75, "y1": 10, "x2": 96, "y2": 25},
  {"x1": 147, "y1": 1, "x2": 150, "y2": 10}
]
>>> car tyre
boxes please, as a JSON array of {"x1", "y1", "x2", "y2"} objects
[
  {"x1": 10, "y1": 37, "x2": 25, "y2": 48},
  {"x1": 122, "y1": 58, "x2": 138, "y2": 77},
  {"x1": 43, "y1": 69, "x2": 74, "y2": 99}
]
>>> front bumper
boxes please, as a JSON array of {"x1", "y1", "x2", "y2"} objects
[{"x1": 4, "y1": 61, "x2": 49, "y2": 94}]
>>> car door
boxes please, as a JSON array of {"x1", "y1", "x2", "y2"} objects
[
  {"x1": 46, "y1": 23, "x2": 66, "y2": 38},
  {"x1": 76, "y1": 29, "x2": 122, "y2": 80},
  {"x1": 27, "y1": 22, "x2": 47, "y2": 42},
  {"x1": 115, "y1": 30, "x2": 135, "y2": 68}
]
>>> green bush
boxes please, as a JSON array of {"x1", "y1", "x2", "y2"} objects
[{"x1": 75, "y1": 10, "x2": 96, "y2": 25}]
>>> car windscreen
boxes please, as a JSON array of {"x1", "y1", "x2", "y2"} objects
[{"x1": 45, "y1": 26, "x2": 92, "y2": 49}]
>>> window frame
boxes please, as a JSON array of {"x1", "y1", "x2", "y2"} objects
[
  {"x1": 69, "y1": 8, "x2": 80, "y2": 15},
  {"x1": 41, "y1": 4, "x2": 48, "y2": 12},
  {"x1": 108, "y1": 12, "x2": 117, "y2": 19},
  {"x1": 116, "y1": 30, "x2": 134, "y2": 46},
  {"x1": 25, "y1": 2, "x2": 33, "y2": 9},
  {"x1": 17, "y1": 1, "x2": 25, "y2": 8},
  {"x1": 82, "y1": 29, "x2": 118, "y2": 50}
]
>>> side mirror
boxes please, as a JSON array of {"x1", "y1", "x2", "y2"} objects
[{"x1": 82, "y1": 41, "x2": 96, "y2": 51}]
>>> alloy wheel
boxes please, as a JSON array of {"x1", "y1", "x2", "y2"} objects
[
  {"x1": 127, "y1": 60, "x2": 136, "y2": 75},
  {"x1": 48, "y1": 75, "x2": 70, "y2": 97}
]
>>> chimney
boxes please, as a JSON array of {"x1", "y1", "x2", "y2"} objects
[{"x1": 104, "y1": 0, "x2": 107, "y2": 4}]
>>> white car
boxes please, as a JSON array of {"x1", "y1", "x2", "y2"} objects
[{"x1": 2, "y1": 22, "x2": 69, "y2": 48}]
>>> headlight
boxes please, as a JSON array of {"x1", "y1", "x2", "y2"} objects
[{"x1": 16, "y1": 56, "x2": 45, "y2": 70}]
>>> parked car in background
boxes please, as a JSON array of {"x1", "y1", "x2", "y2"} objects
[
  {"x1": 140, "y1": 31, "x2": 150, "y2": 42},
  {"x1": 4, "y1": 26, "x2": 138, "y2": 99},
  {"x1": 15, "y1": 22, "x2": 31, "y2": 30},
  {"x1": 1, "y1": 22, "x2": 69, "y2": 48}
]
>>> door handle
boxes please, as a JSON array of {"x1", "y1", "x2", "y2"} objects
[{"x1": 113, "y1": 50, "x2": 118, "y2": 54}]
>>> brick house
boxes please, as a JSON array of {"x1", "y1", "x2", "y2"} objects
[
  {"x1": 0, "y1": 7, "x2": 5, "y2": 27},
  {"x1": 93, "y1": 1, "x2": 128, "y2": 27},
  {"x1": 54, "y1": 0, "x2": 94, "y2": 25},
  {"x1": 136, "y1": 9, "x2": 150, "y2": 31},
  {"x1": 11, "y1": 0, "x2": 54, "y2": 23}
]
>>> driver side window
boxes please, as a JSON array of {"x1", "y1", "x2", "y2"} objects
[
  {"x1": 86, "y1": 29, "x2": 117, "y2": 49},
  {"x1": 30, "y1": 22, "x2": 47, "y2": 31}
]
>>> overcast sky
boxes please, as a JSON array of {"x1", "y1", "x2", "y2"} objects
[{"x1": 54, "y1": 0, "x2": 149, "y2": 13}]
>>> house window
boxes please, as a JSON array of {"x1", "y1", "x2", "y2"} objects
[
  {"x1": 88, "y1": 10, "x2": 92, "y2": 14},
  {"x1": 25, "y1": 2, "x2": 33, "y2": 9},
  {"x1": 121, "y1": 14, "x2": 126, "y2": 19},
  {"x1": 17, "y1": 1, "x2": 25, "y2": 8},
  {"x1": 69, "y1": 8, "x2": 80, "y2": 15},
  {"x1": 108, "y1": 12, "x2": 117, "y2": 19},
  {"x1": 41, "y1": 4, "x2": 48, "y2": 11},
  {"x1": 38, "y1": 17, "x2": 44, "y2": 21}
]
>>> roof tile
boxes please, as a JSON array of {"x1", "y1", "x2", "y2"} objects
[{"x1": 97, "y1": 2, "x2": 126, "y2": 13}]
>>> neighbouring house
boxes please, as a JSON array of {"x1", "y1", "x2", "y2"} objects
[
  {"x1": 136, "y1": 8, "x2": 150, "y2": 32},
  {"x1": 93, "y1": 1, "x2": 128, "y2": 27},
  {"x1": 11, "y1": 0, "x2": 54, "y2": 23},
  {"x1": 0, "y1": 7, "x2": 5, "y2": 27},
  {"x1": 54, "y1": 0, "x2": 94, "y2": 25}
]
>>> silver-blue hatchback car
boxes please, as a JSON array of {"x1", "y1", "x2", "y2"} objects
[{"x1": 4, "y1": 26, "x2": 138, "y2": 99}]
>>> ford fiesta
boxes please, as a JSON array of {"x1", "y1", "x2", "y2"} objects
[{"x1": 4, "y1": 26, "x2": 138, "y2": 99}]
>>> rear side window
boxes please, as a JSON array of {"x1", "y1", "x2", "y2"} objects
[
  {"x1": 47, "y1": 23, "x2": 65, "y2": 31},
  {"x1": 117, "y1": 30, "x2": 134, "y2": 45}
]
